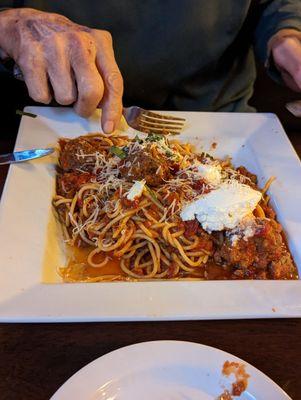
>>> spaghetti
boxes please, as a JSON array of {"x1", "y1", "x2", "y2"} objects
[{"x1": 53, "y1": 132, "x2": 298, "y2": 282}]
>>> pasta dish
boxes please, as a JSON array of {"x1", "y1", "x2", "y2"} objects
[{"x1": 53, "y1": 132, "x2": 298, "y2": 282}]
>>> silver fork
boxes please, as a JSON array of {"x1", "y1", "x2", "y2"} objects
[{"x1": 123, "y1": 106, "x2": 186, "y2": 135}]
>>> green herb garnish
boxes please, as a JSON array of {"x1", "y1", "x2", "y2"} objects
[
  {"x1": 145, "y1": 133, "x2": 164, "y2": 142},
  {"x1": 165, "y1": 150, "x2": 173, "y2": 157},
  {"x1": 134, "y1": 135, "x2": 144, "y2": 144},
  {"x1": 110, "y1": 146, "x2": 127, "y2": 159},
  {"x1": 145, "y1": 185, "x2": 164, "y2": 210},
  {"x1": 16, "y1": 109, "x2": 37, "y2": 118},
  {"x1": 200, "y1": 152, "x2": 214, "y2": 160}
]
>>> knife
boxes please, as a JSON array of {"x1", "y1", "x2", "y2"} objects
[{"x1": 0, "y1": 148, "x2": 54, "y2": 165}]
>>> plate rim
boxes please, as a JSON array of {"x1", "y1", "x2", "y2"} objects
[
  {"x1": 0, "y1": 107, "x2": 300, "y2": 322},
  {"x1": 50, "y1": 340, "x2": 291, "y2": 400}
]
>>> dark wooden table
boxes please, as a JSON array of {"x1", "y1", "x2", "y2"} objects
[{"x1": 0, "y1": 76, "x2": 301, "y2": 400}]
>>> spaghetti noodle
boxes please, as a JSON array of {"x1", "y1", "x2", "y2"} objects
[{"x1": 53, "y1": 132, "x2": 297, "y2": 281}]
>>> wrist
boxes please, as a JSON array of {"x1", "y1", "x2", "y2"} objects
[
  {"x1": 0, "y1": 9, "x2": 18, "y2": 53},
  {"x1": 0, "y1": 7, "x2": 19, "y2": 25},
  {"x1": 0, "y1": 8, "x2": 32, "y2": 59},
  {"x1": 268, "y1": 29, "x2": 301, "y2": 56}
]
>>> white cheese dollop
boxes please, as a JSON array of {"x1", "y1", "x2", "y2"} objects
[
  {"x1": 126, "y1": 180, "x2": 146, "y2": 201},
  {"x1": 227, "y1": 215, "x2": 257, "y2": 246},
  {"x1": 180, "y1": 181, "x2": 262, "y2": 232},
  {"x1": 197, "y1": 163, "x2": 222, "y2": 185}
]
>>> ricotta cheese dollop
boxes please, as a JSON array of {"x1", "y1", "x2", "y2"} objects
[
  {"x1": 226, "y1": 215, "x2": 258, "y2": 246},
  {"x1": 197, "y1": 163, "x2": 222, "y2": 186},
  {"x1": 126, "y1": 180, "x2": 146, "y2": 201},
  {"x1": 180, "y1": 180, "x2": 262, "y2": 232}
]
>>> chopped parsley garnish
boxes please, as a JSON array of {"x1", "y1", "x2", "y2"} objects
[
  {"x1": 145, "y1": 185, "x2": 164, "y2": 210},
  {"x1": 145, "y1": 133, "x2": 164, "y2": 142},
  {"x1": 134, "y1": 135, "x2": 144, "y2": 144},
  {"x1": 200, "y1": 152, "x2": 214, "y2": 160},
  {"x1": 16, "y1": 109, "x2": 37, "y2": 118},
  {"x1": 110, "y1": 146, "x2": 127, "y2": 159}
]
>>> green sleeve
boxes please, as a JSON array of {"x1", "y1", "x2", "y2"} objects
[{"x1": 255, "y1": 0, "x2": 301, "y2": 63}]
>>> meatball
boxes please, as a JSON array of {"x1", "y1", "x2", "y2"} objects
[
  {"x1": 269, "y1": 256, "x2": 297, "y2": 279},
  {"x1": 236, "y1": 166, "x2": 257, "y2": 184},
  {"x1": 214, "y1": 219, "x2": 296, "y2": 279},
  {"x1": 215, "y1": 236, "x2": 256, "y2": 269},
  {"x1": 56, "y1": 171, "x2": 93, "y2": 198},
  {"x1": 120, "y1": 149, "x2": 171, "y2": 186},
  {"x1": 59, "y1": 136, "x2": 104, "y2": 172}
]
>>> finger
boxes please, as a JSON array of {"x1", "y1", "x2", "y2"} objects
[
  {"x1": 92, "y1": 30, "x2": 123, "y2": 133},
  {"x1": 18, "y1": 48, "x2": 51, "y2": 104},
  {"x1": 273, "y1": 37, "x2": 301, "y2": 89},
  {"x1": 45, "y1": 36, "x2": 77, "y2": 105},
  {"x1": 69, "y1": 32, "x2": 104, "y2": 117}
]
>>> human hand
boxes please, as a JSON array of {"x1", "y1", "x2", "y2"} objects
[
  {"x1": 0, "y1": 8, "x2": 123, "y2": 133},
  {"x1": 270, "y1": 29, "x2": 301, "y2": 93}
]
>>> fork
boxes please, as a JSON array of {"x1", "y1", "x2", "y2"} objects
[{"x1": 123, "y1": 106, "x2": 186, "y2": 135}]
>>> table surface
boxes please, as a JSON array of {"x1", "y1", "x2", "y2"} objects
[{"x1": 0, "y1": 126, "x2": 300, "y2": 400}]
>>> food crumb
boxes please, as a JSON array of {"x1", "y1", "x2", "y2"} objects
[
  {"x1": 272, "y1": 307, "x2": 276, "y2": 312},
  {"x1": 216, "y1": 389, "x2": 232, "y2": 400},
  {"x1": 211, "y1": 142, "x2": 218, "y2": 150},
  {"x1": 222, "y1": 360, "x2": 250, "y2": 397}
]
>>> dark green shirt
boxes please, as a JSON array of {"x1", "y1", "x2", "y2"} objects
[{"x1": 1, "y1": 0, "x2": 301, "y2": 111}]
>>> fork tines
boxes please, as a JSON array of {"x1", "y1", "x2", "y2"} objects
[{"x1": 138, "y1": 111, "x2": 185, "y2": 135}]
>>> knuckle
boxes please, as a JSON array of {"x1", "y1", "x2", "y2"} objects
[
  {"x1": 18, "y1": 48, "x2": 45, "y2": 72},
  {"x1": 55, "y1": 93, "x2": 76, "y2": 105},
  {"x1": 30, "y1": 91, "x2": 51, "y2": 104},
  {"x1": 103, "y1": 102, "x2": 123, "y2": 121},
  {"x1": 80, "y1": 85, "x2": 102, "y2": 103},
  {"x1": 68, "y1": 31, "x2": 86, "y2": 47},
  {"x1": 68, "y1": 31, "x2": 96, "y2": 58},
  {"x1": 107, "y1": 71, "x2": 123, "y2": 92},
  {"x1": 101, "y1": 30, "x2": 112, "y2": 43},
  {"x1": 274, "y1": 37, "x2": 295, "y2": 51},
  {"x1": 51, "y1": 13, "x2": 71, "y2": 23}
]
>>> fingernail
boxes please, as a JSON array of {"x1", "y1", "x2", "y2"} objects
[{"x1": 104, "y1": 120, "x2": 114, "y2": 133}]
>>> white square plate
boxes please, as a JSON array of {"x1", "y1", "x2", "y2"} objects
[{"x1": 0, "y1": 107, "x2": 300, "y2": 322}]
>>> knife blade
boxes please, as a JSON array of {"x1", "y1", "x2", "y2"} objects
[{"x1": 0, "y1": 148, "x2": 54, "y2": 165}]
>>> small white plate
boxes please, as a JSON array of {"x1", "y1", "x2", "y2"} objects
[
  {"x1": 51, "y1": 340, "x2": 291, "y2": 400},
  {"x1": 0, "y1": 107, "x2": 300, "y2": 322}
]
